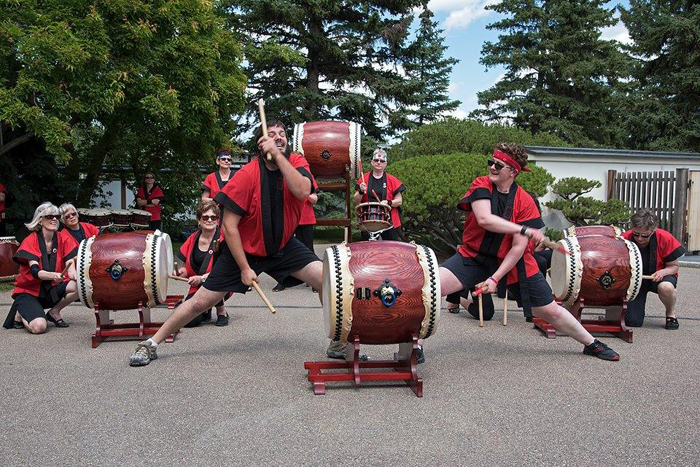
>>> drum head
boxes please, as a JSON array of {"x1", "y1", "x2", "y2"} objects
[
  {"x1": 144, "y1": 232, "x2": 170, "y2": 305},
  {"x1": 550, "y1": 237, "x2": 581, "y2": 303}
]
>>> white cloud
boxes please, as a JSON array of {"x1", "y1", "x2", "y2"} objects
[
  {"x1": 450, "y1": 107, "x2": 468, "y2": 119},
  {"x1": 601, "y1": 23, "x2": 632, "y2": 45},
  {"x1": 428, "y1": 0, "x2": 498, "y2": 30}
]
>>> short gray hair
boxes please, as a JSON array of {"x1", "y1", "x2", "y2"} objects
[
  {"x1": 25, "y1": 202, "x2": 60, "y2": 231},
  {"x1": 630, "y1": 209, "x2": 658, "y2": 230},
  {"x1": 59, "y1": 203, "x2": 78, "y2": 223},
  {"x1": 372, "y1": 148, "x2": 387, "y2": 161}
]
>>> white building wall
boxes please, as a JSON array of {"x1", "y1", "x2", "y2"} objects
[{"x1": 91, "y1": 180, "x2": 135, "y2": 209}]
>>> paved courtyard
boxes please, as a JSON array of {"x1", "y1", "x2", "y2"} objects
[{"x1": 1, "y1": 244, "x2": 698, "y2": 466}]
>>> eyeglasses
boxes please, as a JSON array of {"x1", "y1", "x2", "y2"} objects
[
  {"x1": 145, "y1": 176, "x2": 155, "y2": 179},
  {"x1": 487, "y1": 159, "x2": 507, "y2": 171},
  {"x1": 372, "y1": 159, "x2": 386, "y2": 163},
  {"x1": 632, "y1": 231, "x2": 654, "y2": 238},
  {"x1": 219, "y1": 157, "x2": 232, "y2": 162},
  {"x1": 200, "y1": 215, "x2": 219, "y2": 221},
  {"x1": 43, "y1": 215, "x2": 60, "y2": 220},
  {"x1": 64, "y1": 212, "x2": 78, "y2": 219}
]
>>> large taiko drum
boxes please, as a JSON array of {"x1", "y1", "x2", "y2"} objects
[
  {"x1": 76, "y1": 230, "x2": 173, "y2": 310},
  {"x1": 322, "y1": 241, "x2": 440, "y2": 345},
  {"x1": 564, "y1": 225, "x2": 622, "y2": 238},
  {"x1": 292, "y1": 121, "x2": 362, "y2": 179},
  {"x1": 0, "y1": 237, "x2": 20, "y2": 282},
  {"x1": 551, "y1": 233, "x2": 642, "y2": 307},
  {"x1": 356, "y1": 202, "x2": 392, "y2": 232}
]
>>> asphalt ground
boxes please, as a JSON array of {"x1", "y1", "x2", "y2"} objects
[{"x1": 1, "y1": 243, "x2": 699, "y2": 467}]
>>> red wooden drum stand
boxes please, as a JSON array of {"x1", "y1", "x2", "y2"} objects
[
  {"x1": 533, "y1": 298, "x2": 633, "y2": 343},
  {"x1": 304, "y1": 335, "x2": 423, "y2": 397}
]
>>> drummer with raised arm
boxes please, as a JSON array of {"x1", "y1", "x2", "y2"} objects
[
  {"x1": 439, "y1": 142, "x2": 621, "y2": 361},
  {"x1": 354, "y1": 148, "x2": 405, "y2": 241}
]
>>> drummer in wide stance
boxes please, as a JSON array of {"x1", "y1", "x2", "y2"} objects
[
  {"x1": 439, "y1": 142, "x2": 620, "y2": 361},
  {"x1": 622, "y1": 209, "x2": 684, "y2": 329},
  {"x1": 59, "y1": 203, "x2": 99, "y2": 243},
  {"x1": 129, "y1": 120, "x2": 323, "y2": 366},
  {"x1": 2, "y1": 202, "x2": 79, "y2": 333},
  {"x1": 354, "y1": 148, "x2": 404, "y2": 241}
]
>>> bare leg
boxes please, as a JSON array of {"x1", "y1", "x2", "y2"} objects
[
  {"x1": 24, "y1": 316, "x2": 47, "y2": 334},
  {"x1": 291, "y1": 260, "x2": 323, "y2": 304},
  {"x1": 532, "y1": 302, "x2": 594, "y2": 345},
  {"x1": 439, "y1": 267, "x2": 465, "y2": 297},
  {"x1": 657, "y1": 282, "x2": 677, "y2": 318},
  {"x1": 151, "y1": 287, "x2": 226, "y2": 344},
  {"x1": 216, "y1": 304, "x2": 226, "y2": 317},
  {"x1": 47, "y1": 281, "x2": 79, "y2": 321}
]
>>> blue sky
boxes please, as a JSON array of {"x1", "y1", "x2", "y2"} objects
[{"x1": 428, "y1": 0, "x2": 631, "y2": 119}]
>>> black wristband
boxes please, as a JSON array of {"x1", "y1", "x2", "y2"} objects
[
  {"x1": 388, "y1": 199, "x2": 393, "y2": 207},
  {"x1": 520, "y1": 225, "x2": 528, "y2": 236},
  {"x1": 30, "y1": 264, "x2": 41, "y2": 279}
]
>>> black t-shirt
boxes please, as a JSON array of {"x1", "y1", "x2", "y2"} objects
[
  {"x1": 265, "y1": 166, "x2": 284, "y2": 250},
  {"x1": 191, "y1": 245, "x2": 207, "y2": 273},
  {"x1": 66, "y1": 227, "x2": 85, "y2": 243},
  {"x1": 496, "y1": 190, "x2": 508, "y2": 216},
  {"x1": 640, "y1": 244, "x2": 652, "y2": 275}
]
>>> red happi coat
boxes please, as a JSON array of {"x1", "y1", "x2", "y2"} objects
[
  {"x1": 299, "y1": 174, "x2": 318, "y2": 226},
  {"x1": 202, "y1": 171, "x2": 231, "y2": 200},
  {"x1": 12, "y1": 229, "x2": 78, "y2": 298},
  {"x1": 457, "y1": 176, "x2": 544, "y2": 284},
  {"x1": 177, "y1": 228, "x2": 226, "y2": 295},
  {"x1": 622, "y1": 228, "x2": 684, "y2": 277},
  {"x1": 355, "y1": 172, "x2": 405, "y2": 228},
  {"x1": 137, "y1": 184, "x2": 165, "y2": 221},
  {"x1": 214, "y1": 153, "x2": 314, "y2": 257}
]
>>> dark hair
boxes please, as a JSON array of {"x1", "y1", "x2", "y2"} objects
[
  {"x1": 196, "y1": 200, "x2": 220, "y2": 220},
  {"x1": 253, "y1": 119, "x2": 290, "y2": 158},
  {"x1": 141, "y1": 171, "x2": 157, "y2": 191},
  {"x1": 216, "y1": 148, "x2": 232, "y2": 158},
  {"x1": 495, "y1": 142, "x2": 528, "y2": 173},
  {"x1": 630, "y1": 209, "x2": 658, "y2": 230}
]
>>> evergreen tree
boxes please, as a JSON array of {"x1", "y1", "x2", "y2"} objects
[
  {"x1": 471, "y1": 0, "x2": 628, "y2": 147},
  {"x1": 400, "y1": 6, "x2": 460, "y2": 129},
  {"x1": 222, "y1": 0, "x2": 423, "y2": 140},
  {"x1": 620, "y1": 1, "x2": 700, "y2": 152}
]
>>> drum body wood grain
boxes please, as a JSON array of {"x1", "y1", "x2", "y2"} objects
[
  {"x1": 563, "y1": 225, "x2": 622, "y2": 238},
  {"x1": 76, "y1": 230, "x2": 173, "y2": 309},
  {"x1": 292, "y1": 121, "x2": 362, "y2": 179},
  {"x1": 551, "y1": 234, "x2": 642, "y2": 307},
  {"x1": 0, "y1": 237, "x2": 20, "y2": 281},
  {"x1": 322, "y1": 241, "x2": 440, "y2": 345}
]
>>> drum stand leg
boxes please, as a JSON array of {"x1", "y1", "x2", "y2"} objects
[
  {"x1": 303, "y1": 334, "x2": 423, "y2": 397},
  {"x1": 91, "y1": 301, "x2": 179, "y2": 348},
  {"x1": 533, "y1": 298, "x2": 633, "y2": 343}
]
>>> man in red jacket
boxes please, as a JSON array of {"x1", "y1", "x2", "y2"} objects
[{"x1": 622, "y1": 209, "x2": 685, "y2": 329}]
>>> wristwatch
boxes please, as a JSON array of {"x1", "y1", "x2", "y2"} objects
[{"x1": 387, "y1": 200, "x2": 393, "y2": 207}]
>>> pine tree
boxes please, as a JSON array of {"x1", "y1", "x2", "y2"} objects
[
  {"x1": 470, "y1": 0, "x2": 628, "y2": 147},
  {"x1": 620, "y1": 1, "x2": 700, "y2": 152},
  {"x1": 222, "y1": 0, "x2": 423, "y2": 140},
  {"x1": 399, "y1": 6, "x2": 460, "y2": 129}
]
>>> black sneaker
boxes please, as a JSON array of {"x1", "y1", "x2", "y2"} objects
[
  {"x1": 447, "y1": 304, "x2": 460, "y2": 314},
  {"x1": 326, "y1": 340, "x2": 369, "y2": 361},
  {"x1": 215, "y1": 313, "x2": 229, "y2": 327},
  {"x1": 129, "y1": 341, "x2": 158, "y2": 366},
  {"x1": 665, "y1": 317, "x2": 679, "y2": 330},
  {"x1": 416, "y1": 345, "x2": 425, "y2": 364},
  {"x1": 272, "y1": 283, "x2": 285, "y2": 292},
  {"x1": 583, "y1": 339, "x2": 619, "y2": 361}
]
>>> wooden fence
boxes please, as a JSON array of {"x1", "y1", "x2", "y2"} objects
[{"x1": 606, "y1": 168, "x2": 689, "y2": 244}]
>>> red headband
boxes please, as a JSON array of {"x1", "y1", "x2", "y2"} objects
[{"x1": 493, "y1": 150, "x2": 531, "y2": 173}]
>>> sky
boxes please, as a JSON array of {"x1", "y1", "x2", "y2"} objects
[{"x1": 428, "y1": 0, "x2": 632, "y2": 119}]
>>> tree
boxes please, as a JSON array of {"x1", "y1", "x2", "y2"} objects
[
  {"x1": 545, "y1": 177, "x2": 630, "y2": 227},
  {"x1": 399, "y1": 5, "x2": 460, "y2": 129},
  {"x1": 223, "y1": 0, "x2": 424, "y2": 141},
  {"x1": 471, "y1": 0, "x2": 628, "y2": 147},
  {"x1": 1, "y1": 0, "x2": 246, "y2": 231},
  {"x1": 619, "y1": 1, "x2": 700, "y2": 152}
]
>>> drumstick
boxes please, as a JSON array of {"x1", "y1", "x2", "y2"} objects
[
  {"x1": 541, "y1": 239, "x2": 569, "y2": 256},
  {"x1": 642, "y1": 275, "x2": 655, "y2": 280},
  {"x1": 478, "y1": 294, "x2": 484, "y2": 327},
  {"x1": 257, "y1": 99, "x2": 273, "y2": 162},
  {"x1": 169, "y1": 274, "x2": 189, "y2": 282},
  {"x1": 251, "y1": 279, "x2": 276, "y2": 314},
  {"x1": 57, "y1": 263, "x2": 71, "y2": 281},
  {"x1": 371, "y1": 189, "x2": 382, "y2": 203},
  {"x1": 471, "y1": 284, "x2": 489, "y2": 296},
  {"x1": 503, "y1": 292, "x2": 508, "y2": 326}
]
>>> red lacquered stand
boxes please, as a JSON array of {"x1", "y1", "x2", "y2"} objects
[
  {"x1": 533, "y1": 298, "x2": 633, "y2": 343},
  {"x1": 91, "y1": 294, "x2": 183, "y2": 348},
  {"x1": 304, "y1": 334, "x2": 423, "y2": 397}
]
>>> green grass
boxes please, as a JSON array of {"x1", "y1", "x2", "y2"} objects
[{"x1": 0, "y1": 282, "x2": 14, "y2": 292}]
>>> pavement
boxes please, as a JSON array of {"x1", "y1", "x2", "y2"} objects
[{"x1": 1, "y1": 243, "x2": 699, "y2": 467}]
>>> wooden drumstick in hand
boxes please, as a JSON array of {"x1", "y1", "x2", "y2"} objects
[
  {"x1": 257, "y1": 99, "x2": 272, "y2": 162},
  {"x1": 642, "y1": 275, "x2": 655, "y2": 281},
  {"x1": 169, "y1": 274, "x2": 189, "y2": 282},
  {"x1": 371, "y1": 189, "x2": 382, "y2": 203},
  {"x1": 478, "y1": 294, "x2": 484, "y2": 327},
  {"x1": 541, "y1": 239, "x2": 569, "y2": 256},
  {"x1": 503, "y1": 291, "x2": 508, "y2": 326},
  {"x1": 251, "y1": 279, "x2": 276, "y2": 314}
]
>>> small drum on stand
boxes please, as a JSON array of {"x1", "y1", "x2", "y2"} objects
[
  {"x1": 355, "y1": 202, "x2": 392, "y2": 237},
  {"x1": 292, "y1": 120, "x2": 362, "y2": 179},
  {"x1": 110, "y1": 209, "x2": 133, "y2": 230},
  {"x1": 131, "y1": 209, "x2": 151, "y2": 230},
  {"x1": 0, "y1": 237, "x2": 20, "y2": 282},
  {"x1": 564, "y1": 225, "x2": 622, "y2": 238},
  {"x1": 84, "y1": 208, "x2": 113, "y2": 228},
  {"x1": 305, "y1": 241, "x2": 441, "y2": 397},
  {"x1": 76, "y1": 230, "x2": 175, "y2": 347}
]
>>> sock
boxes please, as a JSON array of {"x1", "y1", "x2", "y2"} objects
[{"x1": 146, "y1": 338, "x2": 159, "y2": 348}]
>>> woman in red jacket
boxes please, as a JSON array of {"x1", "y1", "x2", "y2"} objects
[
  {"x1": 136, "y1": 171, "x2": 165, "y2": 231},
  {"x1": 2, "y1": 202, "x2": 79, "y2": 333},
  {"x1": 173, "y1": 200, "x2": 230, "y2": 327},
  {"x1": 59, "y1": 203, "x2": 99, "y2": 243}
]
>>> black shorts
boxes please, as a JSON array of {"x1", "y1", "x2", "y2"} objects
[
  {"x1": 4, "y1": 283, "x2": 69, "y2": 327},
  {"x1": 203, "y1": 237, "x2": 321, "y2": 294},
  {"x1": 441, "y1": 253, "x2": 554, "y2": 308}
]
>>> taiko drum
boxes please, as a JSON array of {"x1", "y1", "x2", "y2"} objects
[
  {"x1": 551, "y1": 233, "x2": 642, "y2": 307},
  {"x1": 322, "y1": 241, "x2": 441, "y2": 345},
  {"x1": 292, "y1": 121, "x2": 362, "y2": 179},
  {"x1": 563, "y1": 225, "x2": 622, "y2": 238},
  {"x1": 76, "y1": 230, "x2": 173, "y2": 310},
  {"x1": 356, "y1": 202, "x2": 392, "y2": 232},
  {"x1": 0, "y1": 236, "x2": 20, "y2": 281}
]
